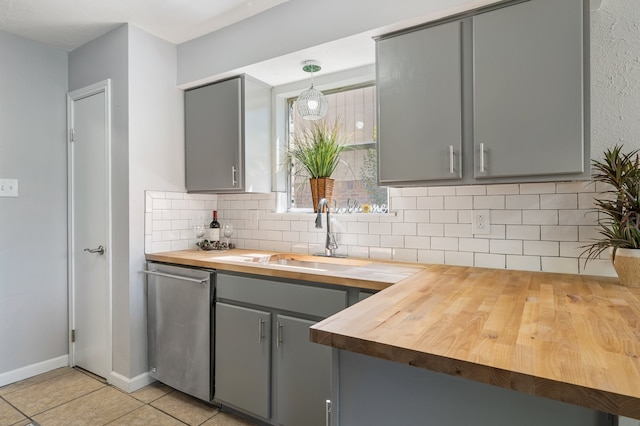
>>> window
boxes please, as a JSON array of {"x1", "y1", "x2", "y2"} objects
[{"x1": 287, "y1": 84, "x2": 388, "y2": 212}]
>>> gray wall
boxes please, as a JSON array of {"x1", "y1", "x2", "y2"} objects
[
  {"x1": 68, "y1": 24, "x2": 132, "y2": 377},
  {"x1": 68, "y1": 23, "x2": 184, "y2": 381},
  {"x1": 0, "y1": 31, "x2": 68, "y2": 374}
]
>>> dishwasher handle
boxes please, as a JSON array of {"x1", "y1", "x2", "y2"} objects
[{"x1": 143, "y1": 270, "x2": 209, "y2": 284}]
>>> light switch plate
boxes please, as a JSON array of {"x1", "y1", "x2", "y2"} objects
[
  {"x1": 0, "y1": 179, "x2": 18, "y2": 197},
  {"x1": 472, "y1": 210, "x2": 490, "y2": 235}
]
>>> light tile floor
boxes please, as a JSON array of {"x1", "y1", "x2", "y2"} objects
[{"x1": 0, "y1": 368, "x2": 257, "y2": 426}]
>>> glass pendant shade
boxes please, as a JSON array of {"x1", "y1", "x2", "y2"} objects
[{"x1": 297, "y1": 84, "x2": 328, "y2": 120}]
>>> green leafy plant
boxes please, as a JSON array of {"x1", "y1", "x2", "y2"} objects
[
  {"x1": 582, "y1": 145, "x2": 640, "y2": 262},
  {"x1": 286, "y1": 120, "x2": 350, "y2": 178}
]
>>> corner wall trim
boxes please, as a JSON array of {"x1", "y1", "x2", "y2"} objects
[
  {"x1": 109, "y1": 370, "x2": 155, "y2": 393},
  {"x1": 0, "y1": 355, "x2": 69, "y2": 387}
]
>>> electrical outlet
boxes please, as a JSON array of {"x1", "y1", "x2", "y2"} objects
[
  {"x1": 0, "y1": 179, "x2": 18, "y2": 197},
  {"x1": 472, "y1": 210, "x2": 490, "y2": 235}
]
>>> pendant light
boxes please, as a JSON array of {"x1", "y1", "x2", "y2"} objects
[{"x1": 296, "y1": 60, "x2": 328, "y2": 120}]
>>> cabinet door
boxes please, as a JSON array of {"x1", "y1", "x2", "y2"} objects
[
  {"x1": 185, "y1": 77, "x2": 242, "y2": 191},
  {"x1": 473, "y1": 0, "x2": 585, "y2": 179},
  {"x1": 276, "y1": 315, "x2": 331, "y2": 426},
  {"x1": 377, "y1": 20, "x2": 463, "y2": 184},
  {"x1": 216, "y1": 303, "x2": 271, "y2": 420}
]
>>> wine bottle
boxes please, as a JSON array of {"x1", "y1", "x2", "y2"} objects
[{"x1": 209, "y1": 210, "x2": 220, "y2": 242}]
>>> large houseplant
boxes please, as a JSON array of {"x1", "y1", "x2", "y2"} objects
[
  {"x1": 286, "y1": 120, "x2": 350, "y2": 212},
  {"x1": 582, "y1": 145, "x2": 640, "y2": 287}
]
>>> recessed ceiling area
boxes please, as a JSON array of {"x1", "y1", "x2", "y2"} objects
[{"x1": 0, "y1": 0, "x2": 290, "y2": 51}]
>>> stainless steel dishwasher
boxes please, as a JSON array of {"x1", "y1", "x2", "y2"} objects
[{"x1": 145, "y1": 262, "x2": 215, "y2": 402}]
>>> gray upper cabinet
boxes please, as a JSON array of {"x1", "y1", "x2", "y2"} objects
[
  {"x1": 185, "y1": 75, "x2": 271, "y2": 193},
  {"x1": 375, "y1": 0, "x2": 588, "y2": 187},
  {"x1": 377, "y1": 20, "x2": 463, "y2": 185},
  {"x1": 473, "y1": 0, "x2": 586, "y2": 179}
]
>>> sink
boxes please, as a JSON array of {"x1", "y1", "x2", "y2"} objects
[
  {"x1": 267, "y1": 254, "x2": 369, "y2": 272},
  {"x1": 269, "y1": 258, "x2": 354, "y2": 272}
]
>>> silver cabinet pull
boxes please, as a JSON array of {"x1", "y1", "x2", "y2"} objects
[
  {"x1": 84, "y1": 245, "x2": 105, "y2": 255},
  {"x1": 232, "y1": 166, "x2": 237, "y2": 186},
  {"x1": 258, "y1": 318, "x2": 265, "y2": 343},
  {"x1": 479, "y1": 142, "x2": 486, "y2": 173},
  {"x1": 276, "y1": 322, "x2": 283, "y2": 348},
  {"x1": 449, "y1": 145, "x2": 455, "y2": 174},
  {"x1": 142, "y1": 270, "x2": 209, "y2": 284},
  {"x1": 325, "y1": 400, "x2": 332, "y2": 426}
]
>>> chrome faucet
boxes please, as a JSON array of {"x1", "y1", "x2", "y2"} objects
[{"x1": 315, "y1": 198, "x2": 339, "y2": 256}]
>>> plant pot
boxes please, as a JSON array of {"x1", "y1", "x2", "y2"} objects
[
  {"x1": 310, "y1": 177, "x2": 334, "y2": 213},
  {"x1": 610, "y1": 248, "x2": 640, "y2": 288}
]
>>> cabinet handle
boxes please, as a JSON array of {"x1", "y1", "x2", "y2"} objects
[
  {"x1": 258, "y1": 318, "x2": 265, "y2": 343},
  {"x1": 276, "y1": 322, "x2": 283, "y2": 348},
  {"x1": 325, "y1": 400, "x2": 332, "y2": 426},
  {"x1": 231, "y1": 166, "x2": 237, "y2": 186},
  {"x1": 479, "y1": 143, "x2": 486, "y2": 173},
  {"x1": 449, "y1": 145, "x2": 455, "y2": 174}
]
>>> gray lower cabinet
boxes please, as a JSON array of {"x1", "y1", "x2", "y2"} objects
[
  {"x1": 276, "y1": 315, "x2": 331, "y2": 426},
  {"x1": 185, "y1": 74, "x2": 271, "y2": 193},
  {"x1": 375, "y1": 0, "x2": 588, "y2": 186},
  {"x1": 215, "y1": 303, "x2": 271, "y2": 420},
  {"x1": 215, "y1": 272, "x2": 348, "y2": 425}
]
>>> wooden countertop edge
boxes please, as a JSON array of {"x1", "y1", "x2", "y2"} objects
[
  {"x1": 145, "y1": 251, "x2": 397, "y2": 291},
  {"x1": 310, "y1": 328, "x2": 640, "y2": 419}
]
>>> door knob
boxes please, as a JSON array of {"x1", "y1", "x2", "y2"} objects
[{"x1": 84, "y1": 245, "x2": 105, "y2": 255}]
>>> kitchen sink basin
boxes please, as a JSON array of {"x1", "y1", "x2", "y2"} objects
[{"x1": 268, "y1": 258, "x2": 355, "y2": 272}]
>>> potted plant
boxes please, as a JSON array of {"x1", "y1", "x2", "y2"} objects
[
  {"x1": 286, "y1": 120, "x2": 350, "y2": 212},
  {"x1": 582, "y1": 145, "x2": 640, "y2": 287}
]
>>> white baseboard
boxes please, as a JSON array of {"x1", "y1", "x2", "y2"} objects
[
  {"x1": 0, "y1": 355, "x2": 69, "y2": 387},
  {"x1": 109, "y1": 370, "x2": 155, "y2": 393}
]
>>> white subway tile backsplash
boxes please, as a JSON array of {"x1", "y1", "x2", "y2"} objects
[
  {"x1": 541, "y1": 226, "x2": 578, "y2": 242},
  {"x1": 459, "y1": 238, "x2": 489, "y2": 253},
  {"x1": 486, "y1": 184, "x2": 519, "y2": 195},
  {"x1": 473, "y1": 195, "x2": 505, "y2": 210},
  {"x1": 558, "y1": 210, "x2": 595, "y2": 226},
  {"x1": 524, "y1": 240, "x2": 559, "y2": 257},
  {"x1": 506, "y1": 225, "x2": 540, "y2": 241},
  {"x1": 144, "y1": 183, "x2": 613, "y2": 278},
  {"x1": 417, "y1": 196, "x2": 444, "y2": 210},
  {"x1": 444, "y1": 223, "x2": 472, "y2": 238},
  {"x1": 418, "y1": 250, "x2": 445, "y2": 264},
  {"x1": 391, "y1": 196, "x2": 417, "y2": 210},
  {"x1": 430, "y1": 210, "x2": 458, "y2": 224},
  {"x1": 446, "y1": 251, "x2": 474, "y2": 266},
  {"x1": 392, "y1": 222, "x2": 418, "y2": 236},
  {"x1": 428, "y1": 186, "x2": 456, "y2": 196},
  {"x1": 541, "y1": 257, "x2": 579, "y2": 274},
  {"x1": 474, "y1": 253, "x2": 505, "y2": 269},
  {"x1": 522, "y1": 210, "x2": 558, "y2": 225},
  {"x1": 380, "y1": 235, "x2": 405, "y2": 248},
  {"x1": 490, "y1": 210, "x2": 521, "y2": 225},
  {"x1": 445, "y1": 196, "x2": 472, "y2": 210},
  {"x1": 520, "y1": 183, "x2": 556, "y2": 194},
  {"x1": 506, "y1": 195, "x2": 540, "y2": 210},
  {"x1": 490, "y1": 240, "x2": 522, "y2": 255},
  {"x1": 540, "y1": 194, "x2": 577, "y2": 210},
  {"x1": 405, "y1": 236, "x2": 430, "y2": 250},
  {"x1": 506, "y1": 255, "x2": 540, "y2": 271},
  {"x1": 431, "y1": 237, "x2": 458, "y2": 251}
]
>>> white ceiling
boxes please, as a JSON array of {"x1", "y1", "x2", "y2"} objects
[{"x1": 0, "y1": 0, "x2": 290, "y2": 51}]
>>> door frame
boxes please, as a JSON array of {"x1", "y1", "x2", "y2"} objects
[{"x1": 67, "y1": 79, "x2": 113, "y2": 379}]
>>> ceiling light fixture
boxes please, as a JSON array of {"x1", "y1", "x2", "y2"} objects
[{"x1": 296, "y1": 60, "x2": 328, "y2": 120}]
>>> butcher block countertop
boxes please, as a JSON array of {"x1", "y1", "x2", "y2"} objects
[
  {"x1": 145, "y1": 249, "x2": 422, "y2": 291},
  {"x1": 310, "y1": 264, "x2": 640, "y2": 419}
]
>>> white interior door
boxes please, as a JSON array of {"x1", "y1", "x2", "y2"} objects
[{"x1": 68, "y1": 81, "x2": 111, "y2": 380}]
